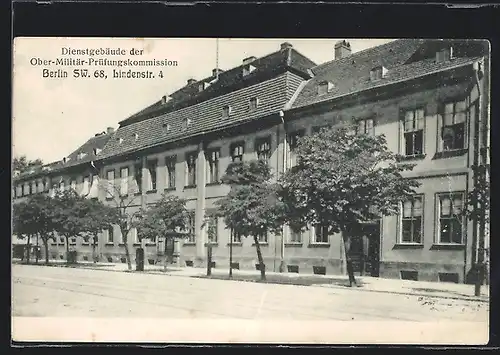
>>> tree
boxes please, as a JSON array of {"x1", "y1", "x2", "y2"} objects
[
  {"x1": 97, "y1": 182, "x2": 143, "y2": 271},
  {"x1": 80, "y1": 198, "x2": 118, "y2": 263},
  {"x1": 279, "y1": 125, "x2": 420, "y2": 286},
  {"x1": 211, "y1": 160, "x2": 286, "y2": 281},
  {"x1": 13, "y1": 201, "x2": 37, "y2": 264},
  {"x1": 52, "y1": 190, "x2": 89, "y2": 263},
  {"x1": 13, "y1": 155, "x2": 43, "y2": 174},
  {"x1": 25, "y1": 194, "x2": 57, "y2": 264},
  {"x1": 134, "y1": 194, "x2": 190, "y2": 270}
]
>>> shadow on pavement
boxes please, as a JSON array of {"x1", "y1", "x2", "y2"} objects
[
  {"x1": 191, "y1": 273, "x2": 363, "y2": 288},
  {"x1": 411, "y1": 287, "x2": 483, "y2": 299}
]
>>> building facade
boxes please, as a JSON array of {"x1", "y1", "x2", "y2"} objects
[{"x1": 12, "y1": 39, "x2": 490, "y2": 283}]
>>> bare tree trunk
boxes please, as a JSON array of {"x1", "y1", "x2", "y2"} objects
[
  {"x1": 92, "y1": 235, "x2": 98, "y2": 263},
  {"x1": 35, "y1": 235, "x2": 39, "y2": 264},
  {"x1": 43, "y1": 238, "x2": 49, "y2": 264},
  {"x1": 121, "y1": 231, "x2": 132, "y2": 271},
  {"x1": 26, "y1": 235, "x2": 31, "y2": 264},
  {"x1": 342, "y1": 233, "x2": 357, "y2": 287},
  {"x1": 65, "y1": 237, "x2": 70, "y2": 263},
  {"x1": 253, "y1": 235, "x2": 266, "y2": 281}
]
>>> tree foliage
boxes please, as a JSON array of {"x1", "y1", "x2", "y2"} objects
[
  {"x1": 13, "y1": 155, "x2": 44, "y2": 173},
  {"x1": 212, "y1": 160, "x2": 286, "y2": 280},
  {"x1": 278, "y1": 125, "x2": 420, "y2": 285},
  {"x1": 134, "y1": 194, "x2": 190, "y2": 242}
]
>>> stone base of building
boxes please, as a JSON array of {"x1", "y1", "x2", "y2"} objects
[{"x1": 379, "y1": 261, "x2": 466, "y2": 283}]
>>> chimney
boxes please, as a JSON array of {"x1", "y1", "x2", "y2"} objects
[
  {"x1": 242, "y1": 56, "x2": 257, "y2": 65},
  {"x1": 187, "y1": 78, "x2": 197, "y2": 85},
  {"x1": 334, "y1": 40, "x2": 351, "y2": 59},
  {"x1": 280, "y1": 42, "x2": 293, "y2": 51},
  {"x1": 212, "y1": 68, "x2": 223, "y2": 77},
  {"x1": 107, "y1": 127, "x2": 115, "y2": 134}
]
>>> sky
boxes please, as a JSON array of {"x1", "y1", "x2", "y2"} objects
[{"x1": 12, "y1": 38, "x2": 395, "y2": 164}]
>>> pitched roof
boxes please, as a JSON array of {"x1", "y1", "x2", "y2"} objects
[
  {"x1": 62, "y1": 132, "x2": 113, "y2": 169},
  {"x1": 99, "y1": 72, "x2": 305, "y2": 160},
  {"x1": 292, "y1": 39, "x2": 482, "y2": 109},
  {"x1": 119, "y1": 46, "x2": 317, "y2": 127}
]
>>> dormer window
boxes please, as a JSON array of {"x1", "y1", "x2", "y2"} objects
[
  {"x1": 436, "y1": 47, "x2": 453, "y2": 63},
  {"x1": 117, "y1": 138, "x2": 124, "y2": 144},
  {"x1": 133, "y1": 133, "x2": 139, "y2": 141},
  {"x1": 182, "y1": 118, "x2": 192, "y2": 131},
  {"x1": 162, "y1": 123, "x2": 171, "y2": 133},
  {"x1": 222, "y1": 105, "x2": 232, "y2": 118},
  {"x1": 161, "y1": 95, "x2": 171, "y2": 105},
  {"x1": 317, "y1": 81, "x2": 334, "y2": 96},
  {"x1": 249, "y1": 97, "x2": 259, "y2": 110},
  {"x1": 93, "y1": 148, "x2": 101, "y2": 155},
  {"x1": 370, "y1": 66, "x2": 388, "y2": 82},
  {"x1": 198, "y1": 82, "x2": 210, "y2": 92},
  {"x1": 243, "y1": 64, "x2": 256, "y2": 77},
  {"x1": 77, "y1": 152, "x2": 88, "y2": 160}
]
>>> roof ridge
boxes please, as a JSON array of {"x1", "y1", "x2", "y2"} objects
[{"x1": 312, "y1": 39, "x2": 415, "y2": 71}]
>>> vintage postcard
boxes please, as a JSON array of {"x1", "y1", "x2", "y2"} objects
[{"x1": 11, "y1": 37, "x2": 490, "y2": 344}]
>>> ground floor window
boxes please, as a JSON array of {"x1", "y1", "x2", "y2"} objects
[
  {"x1": 437, "y1": 192, "x2": 465, "y2": 244},
  {"x1": 186, "y1": 211, "x2": 196, "y2": 243},
  {"x1": 401, "y1": 195, "x2": 424, "y2": 244},
  {"x1": 314, "y1": 224, "x2": 329, "y2": 243}
]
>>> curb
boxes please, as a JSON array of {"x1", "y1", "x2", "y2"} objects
[{"x1": 14, "y1": 262, "x2": 489, "y2": 303}]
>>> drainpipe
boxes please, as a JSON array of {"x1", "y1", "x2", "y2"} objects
[
  {"x1": 279, "y1": 110, "x2": 287, "y2": 273},
  {"x1": 472, "y1": 60, "x2": 486, "y2": 297}
]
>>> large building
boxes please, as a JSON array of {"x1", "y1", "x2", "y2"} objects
[{"x1": 12, "y1": 39, "x2": 490, "y2": 283}]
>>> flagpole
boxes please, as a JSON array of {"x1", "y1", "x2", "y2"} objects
[{"x1": 216, "y1": 38, "x2": 220, "y2": 80}]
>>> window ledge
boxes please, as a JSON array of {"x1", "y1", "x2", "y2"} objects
[
  {"x1": 69, "y1": 243, "x2": 77, "y2": 246},
  {"x1": 133, "y1": 243, "x2": 142, "y2": 246},
  {"x1": 146, "y1": 189, "x2": 157, "y2": 194},
  {"x1": 398, "y1": 154, "x2": 426, "y2": 162},
  {"x1": 120, "y1": 194, "x2": 129, "y2": 198},
  {"x1": 430, "y1": 243, "x2": 465, "y2": 250},
  {"x1": 184, "y1": 185, "x2": 197, "y2": 190},
  {"x1": 145, "y1": 243, "x2": 156, "y2": 246},
  {"x1": 252, "y1": 242, "x2": 269, "y2": 246},
  {"x1": 134, "y1": 192, "x2": 142, "y2": 196},
  {"x1": 206, "y1": 182, "x2": 221, "y2": 186},
  {"x1": 285, "y1": 243, "x2": 303, "y2": 247},
  {"x1": 308, "y1": 243, "x2": 330, "y2": 248},
  {"x1": 433, "y1": 148, "x2": 468, "y2": 160},
  {"x1": 183, "y1": 242, "x2": 196, "y2": 246},
  {"x1": 105, "y1": 243, "x2": 115, "y2": 246},
  {"x1": 393, "y1": 243, "x2": 424, "y2": 249},
  {"x1": 105, "y1": 197, "x2": 114, "y2": 201},
  {"x1": 227, "y1": 242, "x2": 243, "y2": 246},
  {"x1": 204, "y1": 242, "x2": 219, "y2": 247},
  {"x1": 82, "y1": 242, "x2": 90, "y2": 245},
  {"x1": 164, "y1": 187, "x2": 176, "y2": 192}
]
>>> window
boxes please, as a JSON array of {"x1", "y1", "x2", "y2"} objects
[
  {"x1": 59, "y1": 181, "x2": 65, "y2": 192},
  {"x1": 59, "y1": 237, "x2": 65, "y2": 243},
  {"x1": 207, "y1": 215, "x2": 218, "y2": 243},
  {"x1": 436, "y1": 47, "x2": 453, "y2": 63},
  {"x1": 370, "y1": 66, "x2": 387, "y2": 81},
  {"x1": 70, "y1": 237, "x2": 77, "y2": 244},
  {"x1": 186, "y1": 152, "x2": 197, "y2": 187},
  {"x1": 402, "y1": 108, "x2": 425, "y2": 156},
  {"x1": 134, "y1": 163, "x2": 142, "y2": 193},
  {"x1": 206, "y1": 149, "x2": 220, "y2": 184},
  {"x1": 120, "y1": 167, "x2": 129, "y2": 195},
  {"x1": 230, "y1": 228, "x2": 242, "y2": 243},
  {"x1": 44, "y1": 179, "x2": 50, "y2": 192},
  {"x1": 441, "y1": 101, "x2": 467, "y2": 151},
  {"x1": 106, "y1": 170, "x2": 115, "y2": 198},
  {"x1": 288, "y1": 130, "x2": 305, "y2": 167},
  {"x1": 242, "y1": 64, "x2": 256, "y2": 77},
  {"x1": 357, "y1": 118, "x2": 375, "y2": 136},
  {"x1": 16, "y1": 185, "x2": 22, "y2": 197},
  {"x1": 182, "y1": 118, "x2": 192, "y2": 131},
  {"x1": 230, "y1": 142, "x2": 244, "y2": 162},
  {"x1": 249, "y1": 97, "x2": 259, "y2": 110},
  {"x1": 289, "y1": 227, "x2": 303, "y2": 243},
  {"x1": 31, "y1": 181, "x2": 37, "y2": 194},
  {"x1": 37, "y1": 180, "x2": 44, "y2": 193},
  {"x1": 70, "y1": 180, "x2": 77, "y2": 192},
  {"x1": 222, "y1": 105, "x2": 232, "y2": 118},
  {"x1": 255, "y1": 137, "x2": 271, "y2": 164},
  {"x1": 314, "y1": 224, "x2": 329, "y2": 243},
  {"x1": 186, "y1": 211, "x2": 196, "y2": 243},
  {"x1": 147, "y1": 159, "x2": 157, "y2": 191},
  {"x1": 82, "y1": 176, "x2": 90, "y2": 196},
  {"x1": 401, "y1": 195, "x2": 424, "y2": 244},
  {"x1": 107, "y1": 227, "x2": 114, "y2": 243},
  {"x1": 165, "y1": 156, "x2": 176, "y2": 189},
  {"x1": 256, "y1": 231, "x2": 268, "y2": 243},
  {"x1": 130, "y1": 228, "x2": 139, "y2": 244},
  {"x1": 317, "y1": 81, "x2": 334, "y2": 95},
  {"x1": 89, "y1": 175, "x2": 99, "y2": 199},
  {"x1": 23, "y1": 183, "x2": 29, "y2": 196},
  {"x1": 437, "y1": 192, "x2": 464, "y2": 244}
]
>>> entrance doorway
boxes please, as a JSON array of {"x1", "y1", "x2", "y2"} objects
[{"x1": 348, "y1": 222, "x2": 381, "y2": 277}]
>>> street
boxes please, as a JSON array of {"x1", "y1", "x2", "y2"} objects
[{"x1": 12, "y1": 264, "x2": 488, "y2": 321}]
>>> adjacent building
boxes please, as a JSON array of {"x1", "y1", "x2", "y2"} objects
[{"x1": 12, "y1": 39, "x2": 490, "y2": 283}]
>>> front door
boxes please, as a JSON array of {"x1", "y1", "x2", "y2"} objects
[{"x1": 363, "y1": 222, "x2": 381, "y2": 277}]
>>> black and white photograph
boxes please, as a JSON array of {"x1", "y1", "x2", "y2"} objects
[{"x1": 11, "y1": 37, "x2": 490, "y2": 344}]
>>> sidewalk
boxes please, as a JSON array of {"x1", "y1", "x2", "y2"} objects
[{"x1": 14, "y1": 259, "x2": 490, "y2": 302}]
